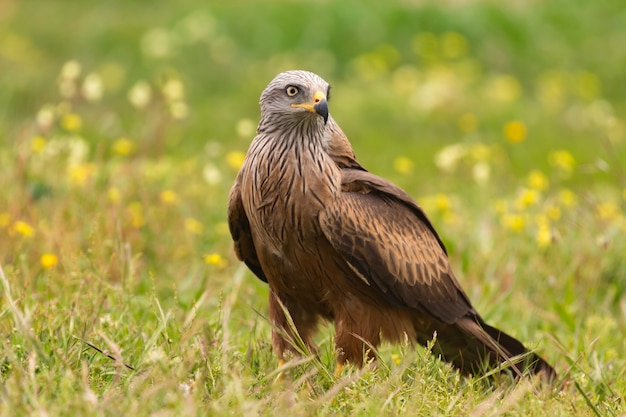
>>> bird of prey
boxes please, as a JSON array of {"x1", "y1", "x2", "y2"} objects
[{"x1": 228, "y1": 70, "x2": 556, "y2": 381}]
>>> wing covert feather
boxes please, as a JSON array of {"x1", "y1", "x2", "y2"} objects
[
  {"x1": 319, "y1": 171, "x2": 474, "y2": 324},
  {"x1": 227, "y1": 181, "x2": 267, "y2": 283}
]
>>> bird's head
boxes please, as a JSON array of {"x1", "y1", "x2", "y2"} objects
[{"x1": 259, "y1": 70, "x2": 330, "y2": 126}]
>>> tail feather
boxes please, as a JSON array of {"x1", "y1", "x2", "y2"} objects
[{"x1": 425, "y1": 316, "x2": 556, "y2": 382}]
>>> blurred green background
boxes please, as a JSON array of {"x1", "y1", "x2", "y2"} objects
[{"x1": 2, "y1": 0, "x2": 625, "y2": 177}]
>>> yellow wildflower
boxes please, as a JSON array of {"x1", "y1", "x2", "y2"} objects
[
  {"x1": 548, "y1": 150, "x2": 575, "y2": 176},
  {"x1": 391, "y1": 353, "x2": 402, "y2": 365},
  {"x1": 159, "y1": 190, "x2": 178, "y2": 205},
  {"x1": 108, "y1": 187, "x2": 121, "y2": 203},
  {"x1": 536, "y1": 224, "x2": 552, "y2": 248},
  {"x1": 493, "y1": 199, "x2": 509, "y2": 215},
  {"x1": 527, "y1": 170, "x2": 549, "y2": 191},
  {"x1": 225, "y1": 151, "x2": 246, "y2": 171},
  {"x1": 488, "y1": 75, "x2": 522, "y2": 103},
  {"x1": 236, "y1": 118, "x2": 256, "y2": 138},
  {"x1": 546, "y1": 205, "x2": 561, "y2": 221},
  {"x1": 501, "y1": 214, "x2": 525, "y2": 232},
  {"x1": 13, "y1": 221, "x2": 34, "y2": 237},
  {"x1": 127, "y1": 202, "x2": 145, "y2": 228},
  {"x1": 503, "y1": 120, "x2": 527, "y2": 143},
  {"x1": 68, "y1": 163, "x2": 95, "y2": 186},
  {"x1": 558, "y1": 189, "x2": 577, "y2": 207},
  {"x1": 435, "y1": 193, "x2": 451, "y2": 212},
  {"x1": 31, "y1": 136, "x2": 47, "y2": 153},
  {"x1": 112, "y1": 138, "x2": 135, "y2": 156},
  {"x1": 61, "y1": 113, "x2": 82, "y2": 132},
  {"x1": 441, "y1": 32, "x2": 468, "y2": 59},
  {"x1": 393, "y1": 156, "x2": 414, "y2": 175},
  {"x1": 41, "y1": 253, "x2": 59, "y2": 269},
  {"x1": 204, "y1": 253, "x2": 227, "y2": 268},
  {"x1": 515, "y1": 188, "x2": 540, "y2": 209},
  {"x1": 596, "y1": 202, "x2": 620, "y2": 220},
  {"x1": 458, "y1": 113, "x2": 478, "y2": 133},
  {"x1": 185, "y1": 217, "x2": 203, "y2": 235}
]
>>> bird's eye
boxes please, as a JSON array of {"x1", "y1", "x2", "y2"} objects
[{"x1": 286, "y1": 86, "x2": 299, "y2": 97}]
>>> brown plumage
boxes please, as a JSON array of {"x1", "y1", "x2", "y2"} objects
[{"x1": 228, "y1": 70, "x2": 556, "y2": 381}]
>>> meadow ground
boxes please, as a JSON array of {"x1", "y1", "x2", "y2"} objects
[{"x1": 1, "y1": 1, "x2": 626, "y2": 415}]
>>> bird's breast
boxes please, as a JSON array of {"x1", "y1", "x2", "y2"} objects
[{"x1": 241, "y1": 142, "x2": 340, "y2": 253}]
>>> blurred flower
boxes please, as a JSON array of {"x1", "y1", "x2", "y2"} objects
[
  {"x1": 441, "y1": 32, "x2": 468, "y2": 59},
  {"x1": 13, "y1": 221, "x2": 34, "y2": 237},
  {"x1": 145, "y1": 347, "x2": 167, "y2": 364},
  {"x1": 527, "y1": 170, "x2": 549, "y2": 191},
  {"x1": 61, "y1": 60, "x2": 82, "y2": 80},
  {"x1": 548, "y1": 150, "x2": 575, "y2": 176},
  {"x1": 141, "y1": 28, "x2": 174, "y2": 59},
  {"x1": 40, "y1": 253, "x2": 58, "y2": 269},
  {"x1": 393, "y1": 156, "x2": 414, "y2": 175},
  {"x1": 128, "y1": 81, "x2": 152, "y2": 109},
  {"x1": 536, "y1": 224, "x2": 552, "y2": 248},
  {"x1": 596, "y1": 202, "x2": 620, "y2": 220},
  {"x1": 546, "y1": 205, "x2": 561, "y2": 221},
  {"x1": 391, "y1": 353, "x2": 402, "y2": 365},
  {"x1": 226, "y1": 151, "x2": 246, "y2": 171},
  {"x1": 458, "y1": 112, "x2": 478, "y2": 133},
  {"x1": 469, "y1": 143, "x2": 490, "y2": 162},
  {"x1": 127, "y1": 202, "x2": 145, "y2": 228},
  {"x1": 68, "y1": 163, "x2": 95, "y2": 187},
  {"x1": 352, "y1": 44, "x2": 399, "y2": 80},
  {"x1": 204, "y1": 253, "x2": 227, "y2": 268},
  {"x1": 558, "y1": 189, "x2": 578, "y2": 207},
  {"x1": 36, "y1": 105, "x2": 55, "y2": 130},
  {"x1": 112, "y1": 138, "x2": 135, "y2": 156},
  {"x1": 515, "y1": 188, "x2": 540, "y2": 209},
  {"x1": 202, "y1": 163, "x2": 222, "y2": 185},
  {"x1": 501, "y1": 214, "x2": 525, "y2": 232},
  {"x1": 472, "y1": 162, "x2": 490, "y2": 185},
  {"x1": 159, "y1": 190, "x2": 178, "y2": 205},
  {"x1": 411, "y1": 32, "x2": 439, "y2": 61},
  {"x1": 162, "y1": 79, "x2": 185, "y2": 102},
  {"x1": 0, "y1": 212, "x2": 10, "y2": 228},
  {"x1": 31, "y1": 136, "x2": 47, "y2": 153},
  {"x1": 574, "y1": 71, "x2": 601, "y2": 100},
  {"x1": 434, "y1": 143, "x2": 466, "y2": 173},
  {"x1": 236, "y1": 118, "x2": 256, "y2": 138},
  {"x1": 108, "y1": 187, "x2": 121, "y2": 203},
  {"x1": 503, "y1": 120, "x2": 527, "y2": 143},
  {"x1": 493, "y1": 199, "x2": 509, "y2": 214},
  {"x1": 486, "y1": 75, "x2": 521, "y2": 103},
  {"x1": 82, "y1": 73, "x2": 104, "y2": 101},
  {"x1": 61, "y1": 113, "x2": 82, "y2": 132},
  {"x1": 185, "y1": 217, "x2": 203, "y2": 235},
  {"x1": 535, "y1": 70, "x2": 566, "y2": 112},
  {"x1": 169, "y1": 101, "x2": 188, "y2": 120}
]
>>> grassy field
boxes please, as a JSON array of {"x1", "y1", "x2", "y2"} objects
[{"x1": 1, "y1": 0, "x2": 626, "y2": 415}]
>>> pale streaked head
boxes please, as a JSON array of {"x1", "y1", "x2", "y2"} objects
[{"x1": 259, "y1": 70, "x2": 331, "y2": 125}]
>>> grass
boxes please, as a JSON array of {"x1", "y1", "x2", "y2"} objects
[{"x1": 1, "y1": 0, "x2": 626, "y2": 415}]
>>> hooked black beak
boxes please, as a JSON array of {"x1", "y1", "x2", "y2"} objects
[{"x1": 314, "y1": 98, "x2": 329, "y2": 125}]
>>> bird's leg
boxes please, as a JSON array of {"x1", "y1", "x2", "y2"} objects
[
  {"x1": 269, "y1": 288, "x2": 320, "y2": 370},
  {"x1": 334, "y1": 362, "x2": 344, "y2": 377}
]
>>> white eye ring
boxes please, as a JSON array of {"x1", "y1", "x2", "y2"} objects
[{"x1": 286, "y1": 86, "x2": 299, "y2": 97}]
